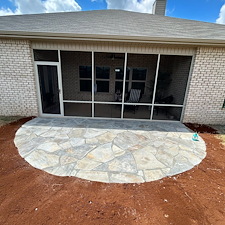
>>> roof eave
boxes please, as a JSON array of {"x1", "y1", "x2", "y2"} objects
[{"x1": 0, "y1": 30, "x2": 225, "y2": 47}]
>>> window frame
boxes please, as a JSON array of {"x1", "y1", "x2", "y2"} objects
[
  {"x1": 79, "y1": 65, "x2": 92, "y2": 92},
  {"x1": 115, "y1": 67, "x2": 147, "y2": 94},
  {"x1": 95, "y1": 66, "x2": 110, "y2": 93}
]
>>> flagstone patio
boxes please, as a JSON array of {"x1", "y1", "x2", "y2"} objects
[{"x1": 14, "y1": 118, "x2": 206, "y2": 183}]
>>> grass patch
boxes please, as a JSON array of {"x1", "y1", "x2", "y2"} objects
[
  {"x1": 0, "y1": 116, "x2": 23, "y2": 127},
  {"x1": 218, "y1": 134, "x2": 225, "y2": 146}
]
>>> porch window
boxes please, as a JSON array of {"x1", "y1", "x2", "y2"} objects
[
  {"x1": 115, "y1": 67, "x2": 129, "y2": 93},
  {"x1": 80, "y1": 66, "x2": 92, "y2": 78},
  {"x1": 39, "y1": 50, "x2": 192, "y2": 121},
  {"x1": 132, "y1": 68, "x2": 147, "y2": 80},
  {"x1": 79, "y1": 66, "x2": 92, "y2": 92},
  {"x1": 96, "y1": 67, "x2": 110, "y2": 92},
  {"x1": 34, "y1": 50, "x2": 59, "y2": 62},
  {"x1": 115, "y1": 67, "x2": 146, "y2": 95}
]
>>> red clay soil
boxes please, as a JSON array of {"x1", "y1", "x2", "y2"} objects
[{"x1": 1, "y1": 119, "x2": 225, "y2": 225}]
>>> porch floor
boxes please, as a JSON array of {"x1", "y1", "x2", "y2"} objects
[{"x1": 14, "y1": 118, "x2": 206, "y2": 183}]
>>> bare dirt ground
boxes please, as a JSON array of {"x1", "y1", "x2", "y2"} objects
[{"x1": 0, "y1": 118, "x2": 225, "y2": 225}]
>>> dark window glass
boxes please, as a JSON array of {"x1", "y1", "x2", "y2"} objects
[
  {"x1": 34, "y1": 50, "x2": 58, "y2": 62},
  {"x1": 95, "y1": 104, "x2": 121, "y2": 118},
  {"x1": 96, "y1": 81, "x2": 109, "y2": 92},
  {"x1": 223, "y1": 99, "x2": 225, "y2": 108},
  {"x1": 64, "y1": 103, "x2": 91, "y2": 117},
  {"x1": 79, "y1": 66, "x2": 92, "y2": 78},
  {"x1": 124, "y1": 105, "x2": 151, "y2": 119},
  {"x1": 37, "y1": 65, "x2": 60, "y2": 114},
  {"x1": 115, "y1": 81, "x2": 129, "y2": 93},
  {"x1": 132, "y1": 68, "x2": 147, "y2": 80},
  {"x1": 131, "y1": 82, "x2": 145, "y2": 95},
  {"x1": 153, "y1": 106, "x2": 182, "y2": 121},
  {"x1": 80, "y1": 80, "x2": 92, "y2": 92},
  {"x1": 115, "y1": 68, "x2": 130, "y2": 80},
  {"x1": 96, "y1": 67, "x2": 110, "y2": 79}
]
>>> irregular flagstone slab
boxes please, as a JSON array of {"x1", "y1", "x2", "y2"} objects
[
  {"x1": 68, "y1": 128, "x2": 86, "y2": 138},
  {"x1": 14, "y1": 133, "x2": 37, "y2": 148},
  {"x1": 16, "y1": 136, "x2": 47, "y2": 157},
  {"x1": 153, "y1": 140, "x2": 164, "y2": 148},
  {"x1": 70, "y1": 138, "x2": 85, "y2": 147},
  {"x1": 86, "y1": 143, "x2": 114, "y2": 162},
  {"x1": 32, "y1": 127, "x2": 50, "y2": 136},
  {"x1": 193, "y1": 149, "x2": 207, "y2": 159},
  {"x1": 60, "y1": 155, "x2": 78, "y2": 165},
  {"x1": 165, "y1": 146, "x2": 179, "y2": 156},
  {"x1": 59, "y1": 141, "x2": 73, "y2": 150},
  {"x1": 155, "y1": 150, "x2": 174, "y2": 167},
  {"x1": 138, "y1": 145, "x2": 157, "y2": 155},
  {"x1": 15, "y1": 117, "x2": 207, "y2": 184},
  {"x1": 40, "y1": 130, "x2": 59, "y2": 137},
  {"x1": 108, "y1": 153, "x2": 137, "y2": 173},
  {"x1": 110, "y1": 129, "x2": 125, "y2": 135},
  {"x1": 70, "y1": 169, "x2": 79, "y2": 176},
  {"x1": 48, "y1": 164, "x2": 75, "y2": 176},
  {"x1": 54, "y1": 133, "x2": 69, "y2": 139},
  {"x1": 113, "y1": 131, "x2": 142, "y2": 150},
  {"x1": 92, "y1": 163, "x2": 109, "y2": 172},
  {"x1": 167, "y1": 155, "x2": 194, "y2": 176},
  {"x1": 133, "y1": 148, "x2": 166, "y2": 170},
  {"x1": 84, "y1": 129, "x2": 107, "y2": 139},
  {"x1": 37, "y1": 142, "x2": 61, "y2": 153},
  {"x1": 17, "y1": 142, "x2": 38, "y2": 157},
  {"x1": 110, "y1": 172, "x2": 144, "y2": 183},
  {"x1": 25, "y1": 150, "x2": 60, "y2": 169},
  {"x1": 76, "y1": 171, "x2": 109, "y2": 183},
  {"x1": 144, "y1": 169, "x2": 165, "y2": 182},
  {"x1": 97, "y1": 132, "x2": 117, "y2": 144},
  {"x1": 86, "y1": 138, "x2": 99, "y2": 145},
  {"x1": 75, "y1": 158, "x2": 101, "y2": 170},
  {"x1": 179, "y1": 151, "x2": 202, "y2": 166},
  {"x1": 161, "y1": 168, "x2": 171, "y2": 176},
  {"x1": 65, "y1": 144, "x2": 96, "y2": 160},
  {"x1": 112, "y1": 145, "x2": 126, "y2": 157},
  {"x1": 15, "y1": 127, "x2": 33, "y2": 136}
]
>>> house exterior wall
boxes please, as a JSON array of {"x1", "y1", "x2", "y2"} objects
[
  {"x1": 0, "y1": 39, "x2": 38, "y2": 116},
  {"x1": 183, "y1": 47, "x2": 225, "y2": 124},
  {"x1": 1, "y1": 38, "x2": 224, "y2": 125}
]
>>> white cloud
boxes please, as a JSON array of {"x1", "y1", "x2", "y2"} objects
[
  {"x1": 0, "y1": 0, "x2": 81, "y2": 16},
  {"x1": 0, "y1": 8, "x2": 15, "y2": 16},
  {"x1": 44, "y1": 0, "x2": 81, "y2": 13},
  {"x1": 106, "y1": 0, "x2": 155, "y2": 14},
  {"x1": 216, "y1": 4, "x2": 225, "y2": 24}
]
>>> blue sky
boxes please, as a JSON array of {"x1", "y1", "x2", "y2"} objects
[{"x1": 0, "y1": 0, "x2": 225, "y2": 24}]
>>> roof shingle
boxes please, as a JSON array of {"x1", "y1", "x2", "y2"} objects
[{"x1": 0, "y1": 10, "x2": 225, "y2": 44}]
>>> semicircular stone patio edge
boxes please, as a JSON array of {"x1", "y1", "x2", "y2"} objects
[{"x1": 14, "y1": 118, "x2": 206, "y2": 183}]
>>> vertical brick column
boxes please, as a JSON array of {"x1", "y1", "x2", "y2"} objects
[
  {"x1": 0, "y1": 39, "x2": 38, "y2": 116},
  {"x1": 183, "y1": 47, "x2": 225, "y2": 124}
]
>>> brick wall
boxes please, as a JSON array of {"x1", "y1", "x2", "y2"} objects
[
  {"x1": 0, "y1": 39, "x2": 38, "y2": 116},
  {"x1": 183, "y1": 47, "x2": 225, "y2": 125}
]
